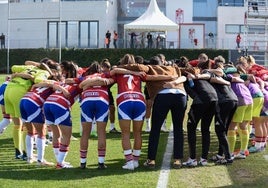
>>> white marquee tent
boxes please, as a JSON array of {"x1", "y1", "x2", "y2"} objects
[{"x1": 124, "y1": 0, "x2": 179, "y2": 32}]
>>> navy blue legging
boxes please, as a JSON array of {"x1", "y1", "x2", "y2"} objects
[{"x1": 147, "y1": 93, "x2": 187, "y2": 160}]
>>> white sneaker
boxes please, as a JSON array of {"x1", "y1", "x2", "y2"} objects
[
  {"x1": 234, "y1": 152, "x2": 246, "y2": 159},
  {"x1": 122, "y1": 160, "x2": 134, "y2": 170},
  {"x1": 182, "y1": 158, "x2": 197, "y2": 167},
  {"x1": 37, "y1": 159, "x2": 55, "y2": 166},
  {"x1": 133, "y1": 160, "x2": 139, "y2": 168},
  {"x1": 56, "y1": 162, "x2": 73, "y2": 169},
  {"x1": 145, "y1": 124, "x2": 151, "y2": 132},
  {"x1": 161, "y1": 126, "x2": 169, "y2": 132},
  {"x1": 198, "y1": 157, "x2": 208, "y2": 166}
]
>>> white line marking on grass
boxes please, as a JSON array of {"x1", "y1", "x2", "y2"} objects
[
  {"x1": 264, "y1": 155, "x2": 268, "y2": 161},
  {"x1": 156, "y1": 131, "x2": 173, "y2": 188}
]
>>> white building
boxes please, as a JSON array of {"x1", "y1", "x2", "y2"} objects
[{"x1": 0, "y1": 0, "x2": 267, "y2": 63}]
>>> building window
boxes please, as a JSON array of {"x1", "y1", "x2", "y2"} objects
[
  {"x1": 225, "y1": 24, "x2": 244, "y2": 34},
  {"x1": 48, "y1": 21, "x2": 99, "y2": 48},
  {"x1": 226, "y1": 24, "x2": 265, "y2": 34},
  {"x1": 218, "y1": 0, "x2": 244, "y2": 6}
]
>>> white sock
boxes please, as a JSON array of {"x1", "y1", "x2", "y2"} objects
[
  {"x1": 80, "y1": 158, "x2": 87, "y2": 163},
  {"x1": 37, "y1": 137, "x2": 45, "y2": 162},
  {"x1": 0, "y1": 118, "x2": 11, "y2": 130},
  {"x1": 57, "y1": 151, "x2": 67, "y2": 164},
  {"x1": 26, "y1": 134, "x2": 34, "y2": 159},
  {"x1": 98, "y1": 157, "x2": 105, "y2": 163},
  {"x1": 133, "y1": 149, "x2": 141, "y2": 161},
  {"x1": 53, "y1": 148, "x2": 59, "y2": 161}
]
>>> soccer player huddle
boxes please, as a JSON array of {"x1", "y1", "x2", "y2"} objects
[{"x1": 0, "y1": 53, "x2": 267, "y2": 170}]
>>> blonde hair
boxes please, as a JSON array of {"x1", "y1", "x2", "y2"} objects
[
  {"x1": 198, "y1": 53, "x2": 208, "y2": 63},
  {"x1": 247, "y1": 55, "x2": 256, "y2": 65},
  {"x1": 120, "y1": 54, "x2": 135, "y2": 65}
]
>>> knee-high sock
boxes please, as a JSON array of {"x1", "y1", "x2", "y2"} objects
[
  {"x1": 26, "y1": 134, "x2": 34, "y2": 159},
  {"x1": 58, "y1": 144, "x2": 69, "y2": 164},
  {"x1": 133, "y1": 149, "x2": 141, "y2": 162},
  {"x1": 53, "y1": 142, "x2": 60, "y2": 161},
  {"x1": 37, "y1": 137, "x2": 46, "y2": 162},
  {"x1": 22, "y1": 126, "x2": 27, "y2": 153},
  {"x1": 0, "y1": 117, "x2": 11, "y2": 130},
  {"x1": 13, "y1": 125, "x2": 22, "y2": 152},
  {"x1": 80, "y1": 150, "x2": 87, "y2": 163},
  {"x1": 227, "y1": 130, "x2": 236, "y2": 153},
  {"x1": 240, "y1": 129, "x2": 249, "y2": 151},
  {"x1": 124, "y1": 149, "x2": 133, "y2": 162}
]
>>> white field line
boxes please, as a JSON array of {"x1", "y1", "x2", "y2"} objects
[{"x1": 156, "y1": 130, "x2": 173, "y2": 188}]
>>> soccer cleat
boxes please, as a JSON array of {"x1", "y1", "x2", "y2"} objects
[
  {"x1": 97, "y1": 163, "x2": 107, "y2": 169},
  {"x1": 122, "y1": 160, "x2": 134, "y2": 170},
  {"x1": 80, "y1": 162, "x2": 86, "y2": 169},
  {"x1": 37, "y1": 159, "x2": 54, "y2": 166},
  {"x1": 234, "y1": 152, "x2": 246, "y2": 159},
  {"x1": 198, "y1": 157, "x2": 208, "y2": 166},
  {"x1": 15, "y1": 148, "x2": 22, "y2": 159},
  {"x1": 109, "y1": 128, "x2": 121, "y2": 134},
  {"x1": 22, "y1": 151, "x2": 27, "y2": 161},
  {"x1": 182, "y1": 158, "x2": 197, "y2": 167},
  {"x1": 133, "y1": 160, "x2": 139, "y2": 168},
  {"x1": 143, "y1": 159, "x2": 155, "y2": 168},
  {"x1": 56, "y1": 162, "x2": 73, "y2": 169}
]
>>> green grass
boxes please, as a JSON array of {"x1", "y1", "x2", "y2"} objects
[{"x1": 0, "y1": 75, "x2": 268, "y2": 188}]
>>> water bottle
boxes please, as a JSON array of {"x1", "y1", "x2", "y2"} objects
[{"x1": 188, "y1": 78, "x2": 194, "y2": 88}]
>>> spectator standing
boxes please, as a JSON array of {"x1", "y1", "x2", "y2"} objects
[
  {"x1": 113, "y1": 30, "x2": 118, "y2": 49},
  {"x1": 156, "y1": 34, "x2": 161, "y2": 49},
  {"x1": 236, "y1": 33, "x2": 241, "y2": 49},
  {"x1": 105, "y1": 30, "x2": 111, "y2": 48},
  {"x1": 0, "y1": 33, "x2": 5, "y2": 49},
  {"x1": 147, "y1": 32, "x2": 153, "y2": 49},
  {"x1": 129, "y1": 32, "x2": 138, "y2": 48}
]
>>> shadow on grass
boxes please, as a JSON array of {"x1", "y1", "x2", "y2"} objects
[{"x1": 0, "y1": 132, "x2": 169, "y2": 181}]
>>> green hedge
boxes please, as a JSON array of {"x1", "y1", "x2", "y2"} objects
[{"x1": 0, "y1": 48, "x2": 228, "y2": 73}]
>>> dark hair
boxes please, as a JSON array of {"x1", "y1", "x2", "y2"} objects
[
  {"x1": 149, "y1": 56, "x2": 162, "y2": 65},
  {"x1": 135, "y1": 55, "x2": 144, "y2": 64},
  {"x1": 175, "y1": 56, "x2": 189, "y2": 68},
  {"x1": 87, "y1": 61, "x2": 102, "y2": 75},
  {"x1": 197, "y1": 60, "x2": 211, "y2": 70},
  {"x1": 101, "y1": 59, "x2": 111, "y2": 69},
  {"x1": 60, "y1": 61, "x2": 78, "y2": 78}
]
